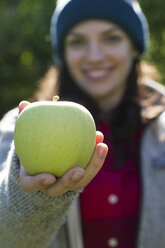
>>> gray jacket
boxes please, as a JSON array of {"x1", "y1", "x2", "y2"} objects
[{"x1": 1, "y1": 102, "x2": 165, "y2": 248}]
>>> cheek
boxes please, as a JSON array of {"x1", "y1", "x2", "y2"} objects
[
  {"x1": 110, "y1": 48, "x2": 134, "y2": 86},
  {"x1": 107, "y1": 43, "x2": 134, "y2": 63},
  {"x1": 65, "y1": 49, "x2": 84, "y2": 65},
  {"x1": 115, "y1": 49, "x2": 134, "y2": 74},
  {"x1": 113, "y1": 50, "x2": 130, "y2": 63},
  {"x1": 65, "y1": 51, "x2": 84, "y2": 78}
]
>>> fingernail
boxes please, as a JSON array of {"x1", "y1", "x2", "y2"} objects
[
  {"x1": 97, "y1": 144, "x2": 108, "y2": 159},
  {"x1": 72, "y1": 170, "x2": 84, "y2": 182}
]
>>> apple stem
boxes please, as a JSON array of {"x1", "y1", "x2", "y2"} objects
[{"x1": 53, "y1": 95, "x2": 60, "y2": 102}]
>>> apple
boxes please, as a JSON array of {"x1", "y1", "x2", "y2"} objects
[{"x1": 14, "y1": 96, "x2": 96, "y2": 177}]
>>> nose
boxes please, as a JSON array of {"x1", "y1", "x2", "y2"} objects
[{"x1": 86, "y1": 41, "x2": 104, "y2": 64}]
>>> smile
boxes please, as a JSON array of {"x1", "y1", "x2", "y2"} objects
[{"x1": 84, "y1": 69, "x2": 112, "y2": 81}]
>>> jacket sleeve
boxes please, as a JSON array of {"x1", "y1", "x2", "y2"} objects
[{"x1": 0, "y1": 109, "x2": 79, "y2": 248}]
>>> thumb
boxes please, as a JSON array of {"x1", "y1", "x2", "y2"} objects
[{"x1": 18, "y1": 101, "x2": 30, "y2": 115}]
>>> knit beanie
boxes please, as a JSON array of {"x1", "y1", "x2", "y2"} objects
[{"x1": 51, "y1": 0, "x2": 149, "y2": 63}]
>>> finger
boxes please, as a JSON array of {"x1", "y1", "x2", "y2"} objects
[
  {"x1": 43, "y1": 142, "x2": 108, "y2": 197},
  {"x1": 71, "y1": 142, "x2": 108, "y2": 190},
  {"x1": 41, "y1": 167, "x2": 85, "y2": 197},
  {"x1": 18, "y1": 101, "x2": 30, "y2": 115},
  {"x1": 19, "y1": 165, "x2": 56, "y2": 192},
  {"x1": 95, "y1": 131, "x2": 104, "y2": 145}
]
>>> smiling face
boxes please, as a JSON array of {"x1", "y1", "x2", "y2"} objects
[{"x1": 64, "y1": 20, "x2": 138, "y2": 111}]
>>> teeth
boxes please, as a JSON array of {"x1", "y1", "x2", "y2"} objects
[{"x1": 88, "y1": 70, "x2": 107, "y2": 77}]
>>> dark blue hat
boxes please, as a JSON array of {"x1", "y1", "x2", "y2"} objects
[{"x1": 51, "y1": 0, "x2": 149, "y2": 63}]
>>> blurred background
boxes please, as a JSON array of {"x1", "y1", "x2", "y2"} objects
[{"x1": 0, "y1": 0, "x2": 165, "y2": 119}]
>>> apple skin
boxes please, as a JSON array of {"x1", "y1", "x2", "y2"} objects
[{"x1": 14, "y1": 100, "x2": 96, "y2": 177}]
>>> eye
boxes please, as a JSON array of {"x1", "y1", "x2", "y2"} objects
[
  {"x1": 104, "y1": 34, "x2": 122, "y2": 44},
  {"x1": 67, "y1": 38, "x2": 86, "y2": 48}
]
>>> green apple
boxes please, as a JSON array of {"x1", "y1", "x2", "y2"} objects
[{"x1": 14, "y1": 96, "x2": 96, "y2": 177}]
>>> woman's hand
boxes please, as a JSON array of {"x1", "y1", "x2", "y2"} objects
[{"x1": 18, "y1": 101, "x2": 108, "y2": 197}]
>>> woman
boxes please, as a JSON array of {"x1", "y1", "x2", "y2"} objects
[{"x1": 1, "y1": 0, "x2": 165, "y2": 247}]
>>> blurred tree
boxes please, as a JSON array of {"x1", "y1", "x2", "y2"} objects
[
  {"x1": 0, "y1": 0, "x2": 55, "y2": 118},
  {"x1": 0, "y1": 0, "x2": 165, "y2": 118},
  {"x1": 139, "y1": 0, "x2": 165, "y2": 80}
]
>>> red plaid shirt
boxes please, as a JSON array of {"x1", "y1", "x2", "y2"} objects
[{"x1": 80, "y1": 119, "x2": 142, "y2": 248}]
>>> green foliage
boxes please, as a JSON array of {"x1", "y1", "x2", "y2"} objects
[
  {"x1": 0, "y1": 0, "x2": 55, "y2": 118},
  {"x1": 139, "y1": 0, "x2": 165, "y2": 80},
  {"x1": 0, "y1": 0, "x2": 165, "y2": 118}
]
